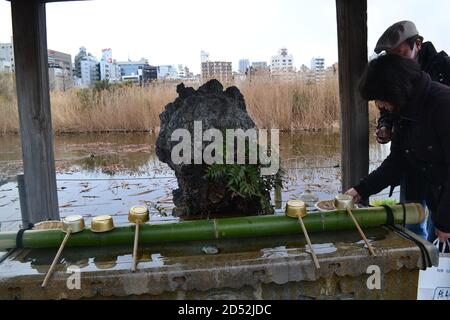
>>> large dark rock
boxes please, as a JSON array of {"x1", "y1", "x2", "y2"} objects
[{"x1": 156, "y1": 80, "x2": 263, "y2": 217}]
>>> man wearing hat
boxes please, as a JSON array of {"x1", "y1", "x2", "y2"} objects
[
  {"x1": 374, "y1": 21, "x2": 450, "y2": 145},
  {"x1": 373, "y1": 20, "x2": 450, "y2": 240}
]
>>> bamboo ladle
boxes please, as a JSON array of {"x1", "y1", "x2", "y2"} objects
[
  {"x1": 286, "y1": 200, "x2": 320, "y2": 269},
  {"x1": 128, "y1": 205, "x2": 150, "y2": 272},
  {"x1": 42, "y1": 215, "x2": 85, "y2": 288},
  {"x1": 335, "y1": 195, "x2": 377, "y2": 256}
]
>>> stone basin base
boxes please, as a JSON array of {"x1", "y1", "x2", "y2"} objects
[{"x1": 0, "y1": 226, "x2": 438, "y2": 300}]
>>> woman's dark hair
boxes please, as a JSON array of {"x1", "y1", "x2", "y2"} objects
[{"x1": 359, "y1": 54, "x2": 423, "y2": 109}]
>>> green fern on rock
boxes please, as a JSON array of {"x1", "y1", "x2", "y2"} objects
[{"x1": 206, "y1": 150, "x2": 285, "y2": 215}]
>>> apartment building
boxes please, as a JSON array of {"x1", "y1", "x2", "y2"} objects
[
  {"x1": 201, "y1": 61, "x2": 232, "y2": 83},
  {"x1": 271, "y1": 48, "x2": 294, "y2": 73}
]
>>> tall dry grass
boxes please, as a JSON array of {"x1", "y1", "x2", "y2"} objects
[
  {"x1": 50, "y1": 83, "x2": 176, "y2": 132},
  {"x1": 0, "y1": 73, "x2": 18, "y2": 135},
  {"x1": 241, "y1": 77, "x2": 340, "y2": 131},
  {"x1": 0, "y1": 73, "x2": 379, "y2": 134}
]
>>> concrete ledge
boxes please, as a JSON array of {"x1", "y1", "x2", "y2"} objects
[{"x1": 0, "y1": 227, "x2": 438, "y2": 300}]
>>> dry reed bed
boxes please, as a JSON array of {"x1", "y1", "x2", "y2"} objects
[{"x1": 0, "y1": 74, "x2": 379, "y2": 134}]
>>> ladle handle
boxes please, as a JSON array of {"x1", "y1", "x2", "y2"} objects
[
  {"x1": 42, "y1": 230, "x2": 71, "y2": 288},
  {"x1": 131, "y1": 223, "x2": 140, "y2": 272},
  {"x1": 347, "y1": 208, "x2": 377, "y2": 256},
  {"x1": 298, "y1": 216, "x2": 320, "y2": 269}
]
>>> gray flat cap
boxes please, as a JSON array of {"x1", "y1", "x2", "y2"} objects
[{"x1": 375, "y1": 21, "x2": 420, "y2": 53}]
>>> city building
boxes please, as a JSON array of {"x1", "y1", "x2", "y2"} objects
[
  {"x1": 48, "y1": 49, "x2": 72, "y2": 79},
  {"x1": 74, "y1": 47, "x2": 87, "y2": 78},
  {"x1": 270, "y1": 48, "x2": 294, "y2": 73},
  {"x1": 48, "y1": 49, "x2": 73, "y2": 91},
  {"x1": 311, "y1": 57, "x2": 326, "y2": 82},
  {"x1": 233, "y1": 71, "x2": 247, "y2": 84},
  {"x1": 0, "y1": 41, "x2": 14, "y2": 73},
  {"x1": 99, "y1": 60, "x2": 121, "y2": 83},
  {"x1": 244, "y1": 61, "x2": 271, "y2": 81},
  {"x1": 74, "y1": 47, "x2": 100, "y2": 87},
  {"x1": 178, "y1": 64, "x2": 194, "y2": 79},
  {"x1": 0, "y1": 60, "x2": 13, "y2": 73},
  {"x1": 157, "y1": 65, "x2": 178, "y2": 80},
  {"x1": 101, "y1": 48, "x2": 113, "y2": 63},
  {"x1": 251, "y1": 61, "x2": 268, "y2": 70},
  {"x1": 201, "y1": 61, "x2": 232, "y2": 83},
  {"x1": 118, "y1": 58, "x2": 157, "y2": 83},
  {"x1": 99, "y1": 49, "x2": 121, "y2": 83},
  {"x1": 311, "y1": 57, "x2": 325, "y2": 71},
  {"x1": 80, "y1": 59, "x2": 100, "y2": 87},
  {"x1": 239, "y1": 59, "x2": 250, "y2": 73},
  {"x1": 48, "y1": 64, "x2": 73, "y2": 91},
  {"x1": 200, "y1": 50, "x2": 210, "y2": 63}
]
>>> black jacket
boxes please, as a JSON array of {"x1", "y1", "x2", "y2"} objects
[
  {"x1": 355, "y1": 72, "x2": 450, "y2": 233},
  {"x1": 419, "y1": 42, "x2": 450, "y2": 85},
  {"x1": 377, "y1": 42, "x2": 450, "y2": 201}
]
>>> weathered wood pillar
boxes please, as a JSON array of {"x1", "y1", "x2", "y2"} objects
[
  {"x1": 336, "y1": 0, "x2": 369, "y2": 193},
  {"x1": 11, "y1": 0, "x2": 59, "y2": 223}
]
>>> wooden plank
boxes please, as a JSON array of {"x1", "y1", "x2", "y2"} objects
[
  {"x1": 335, "y1": 0, "x2": 369, "y2": 193},
  {"x1": 11, "y1": 0, "x2": 60, "y2": 223}
]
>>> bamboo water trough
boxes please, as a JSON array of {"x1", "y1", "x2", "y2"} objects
[{"x1": 0, "y1": 204, "x2": 424, "y2": 250}]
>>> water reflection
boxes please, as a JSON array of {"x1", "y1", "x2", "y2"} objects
[
  {"x1": 0, "y1": 132, "x2": 390, "y2": 231},
  {"x1": 0, "y1": 228, "x2": 389, "y2": 276}
]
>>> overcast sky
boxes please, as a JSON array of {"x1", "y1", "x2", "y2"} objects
[{"x1": 1, "y1": 0, "x2": 450, "y2": 74}]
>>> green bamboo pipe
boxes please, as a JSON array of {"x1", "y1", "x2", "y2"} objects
[{"x1": 0, "y1": 204, "x2": 424, "y2": 250}]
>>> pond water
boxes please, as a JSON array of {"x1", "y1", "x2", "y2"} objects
[{"x1": 0, "y1": 132, "x2": 393, "y2": 232}]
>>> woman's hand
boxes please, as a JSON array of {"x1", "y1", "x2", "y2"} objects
[
  {"x1": 345, "y1": 188, "x2": 362, "y2": 204},
  {"x1": 435, "y1": 229, "x2": 450, "y2": 244}
]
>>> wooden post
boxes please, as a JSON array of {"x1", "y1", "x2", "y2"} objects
[
  {"x1": 11, "y1": 0, "x2": 60, "y2": 223},
  {"x1": 17, "y1": 174, "x2": 31, "y2": 228},
  {"x1": 335, "y1": 0, "x2": 369, "y2": 193}
]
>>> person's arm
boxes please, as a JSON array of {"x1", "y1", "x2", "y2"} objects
[
  {"x1": 432, "y1": 99, "x2": 450, "y2": 233},
  {"x1": 352, "y1": 140, "x2": 404, "y2": 200}
]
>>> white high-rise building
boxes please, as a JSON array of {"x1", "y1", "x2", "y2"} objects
[
  {"x1": 74, "y1": 47, "x2": 99, "y2": 87},
  {"x1": 101, "y1": 48, "x2": 113, "y2": 63},
  {"x1": 99, "y1": 60, "x2": 121, "y2": 83},
  {"x1": 157, "y1": 65, "x2": 179, "y2": 80},
  {"x1": 270, "y1": 48, "x2": 294, "y2": 73},
  {"x1": 99, "y1": 49, "x2": 121, "y2": 83},
  {"x1": 201, "y1": 50, "x2": 210, "y2": 63},
  {"x1": 178, "y1": 64, "x2": 193, "y2": 79},
  {"x1": 311, "y1": 57, "x2": 325, "y2": 71},
  {"x1": 311, "y1": 57, "x2": 326, "y2": 82},
  {"x1": 0, "y1": 41, "x2": 14, "y2": 73},
  {"x1": 239, "y1": 59, "x2": 250, "y2": 73},
  {"x1": 80, "y1": 59, "x2": 99, "y2": 87}
]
